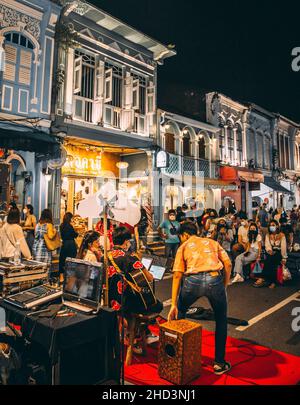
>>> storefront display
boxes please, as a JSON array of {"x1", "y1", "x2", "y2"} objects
[{"x1": 61, "y1": 143, "x2": 119, "y2": 228}]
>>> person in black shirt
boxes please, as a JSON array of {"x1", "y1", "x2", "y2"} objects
[
  {"x1": 59, "y1": 212, "x2": 78, "y2": 283},
  {"x1": 279, "y1": 217, "x2": 294, "y2": 251},
  {"x1": 176, "y1": 206, "x2": 186, "y2": 223}
]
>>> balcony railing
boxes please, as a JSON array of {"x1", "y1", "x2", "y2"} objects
[
  {"x1": 198, "y1": 159, "x2": 210, "y2": 178},
  {"x1": 162, "y1": 154, "x2": 214, "y2": 178},
  {"x1": 164, "y1": 154, "x2": 180, "y2": 175}
]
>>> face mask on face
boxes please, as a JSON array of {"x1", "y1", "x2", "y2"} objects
[
  {"x1": 23, "y1": 209, "x2": 27, "y2": 215},
  {"x1": 241, "y1": 221, "x2": 246, "y2": 227},
  {"x1": 269, "y1": 226, "x2": 277, "y2": 233}
]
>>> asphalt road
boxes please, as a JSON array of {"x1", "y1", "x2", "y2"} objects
[{"x1": 155, "y1": 273, "x2": 300, "y2": 357}]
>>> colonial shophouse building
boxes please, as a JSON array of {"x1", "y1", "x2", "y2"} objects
[
  {"x1": 205, "y1": 92, "x2": 300, "y2": 217},
  {"x1": 155, "y1": 108, "x2": 239, "y2": 222},
  {"x1": 0, "y1": 0, "x2": 61, "y2": 217},
  {"x1": 50, "y1": 1, "x2": 175, "y2": 229},
  {"x1": 205, "y1": 92, "x2": 264, "y2": 218}
]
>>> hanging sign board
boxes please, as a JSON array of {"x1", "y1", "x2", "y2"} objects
[{"x1": 156, "y1": 151, "x2": 169, "y2": 169}]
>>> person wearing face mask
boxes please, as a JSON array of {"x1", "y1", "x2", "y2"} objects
[
  {"x1": 231, "y1": 214, "x2": 249, "y2": 260},
  {"x1": 22, "y1": 204, "x2": 37, "y2": 253},
  {"x1": 230, "y1": 222, "x2": 262, "y2": 284},
  {"x1": 253, "y1": 220, "x2": 287, "y2": 288},
  {"x1": 215, "y1": 218, "x2": 234, "y2": 258},
  {"x1": 158, "y1": 209, "x2": 180, "y2": 259}
]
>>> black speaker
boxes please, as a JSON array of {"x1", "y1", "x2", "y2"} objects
[
  {"x1": 59, "y1": 335, "x2": 120, "y2": 385},
  {"x1": 0, "y1": 163, "x2": 10, "y2": 204}
]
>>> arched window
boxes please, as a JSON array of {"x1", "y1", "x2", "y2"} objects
[
  {"x1": 2, "y1": 32, "x2": 34, "y2": 114},
  {"x1": 198, "y1": 136, "x2": 206, "y2": 159},
  {"x1": 183, "y1": 131, "x2": 191, "y2": 157},
  {"x1": 165, "y1": 132, "x2": 175, "y2": 154}
]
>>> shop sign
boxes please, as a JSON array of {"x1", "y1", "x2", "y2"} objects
[
  {"x1": 62, "y1": 145, "x2": 102, "y2": 177},
  {"x1": 249, "y1": 182, "x2": 261, "y2": 191},
  {"x1": 156, "y1": 151, "x2": 169, "y2": 168}
]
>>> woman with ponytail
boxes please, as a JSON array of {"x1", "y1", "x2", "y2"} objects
[{"x1": 77, "y1": 231, "x2": 102, "y2": 263}]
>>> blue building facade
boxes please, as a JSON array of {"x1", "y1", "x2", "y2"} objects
[{"x1": 0, "y1": 0, "x2": 61, "y2": 218}]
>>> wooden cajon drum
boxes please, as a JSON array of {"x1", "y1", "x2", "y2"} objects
[{"x1": 158, "y1": 320, "x2": 202, "y2": 385}]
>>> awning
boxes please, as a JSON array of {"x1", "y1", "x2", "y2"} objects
[
  {"x1": 0, "y1": 124, "x2": 61, "y2": 160},
  {"x1": 238, "y1": 171, "x2": 264, "y2": 183},
  {"x1": 264, "y1": 177, "x2": 293, "y2": 195},
  {"x1": 54, "y1": 119, "x2": 154, "y2": 150},
  {"x1": 204, "y1": 178, "x2": 238, "y2": 190},
  {"x1": 161, "y1": 173, "x2": 238, "y2": 190}
]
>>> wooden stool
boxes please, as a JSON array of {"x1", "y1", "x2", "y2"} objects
[{"x1": 125, "y1": 312, "x2": 160, "y2": 366}]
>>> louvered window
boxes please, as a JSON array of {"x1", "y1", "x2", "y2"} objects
[
  {"x1": 4, "y1": 33, "x2": 33, "y2": 86},
  {"x1": 19, "y1": 49, "x2": 32, "y2": 85},
  {"x1": 3, "y1": 45, "x2": 17, "y2": 82}
]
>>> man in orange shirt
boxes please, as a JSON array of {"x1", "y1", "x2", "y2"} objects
[{"x1": 168, "y1": 221, "x2": 232, "y2": 375}]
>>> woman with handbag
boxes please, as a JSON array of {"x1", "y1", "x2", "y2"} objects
[
  {"x1": 22, "y1": 204, "x2": 37, "y2": 254},
  {"x1": 253, "y1": 220, "x2": 287, "y2": 289},
  {"x1": 59, "y1": 212, "x2": 78, "y2": 284},
  {"x1": 33, "y1": 209, "x2": 60, "y2": 268}
]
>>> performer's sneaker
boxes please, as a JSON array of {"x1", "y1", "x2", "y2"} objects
[
  {"x1": 213, "y1": 361, "x2": 231, "y2": 375},
  {"x1": 230, "y1": 274, "x2": 244, "y2": 284}
]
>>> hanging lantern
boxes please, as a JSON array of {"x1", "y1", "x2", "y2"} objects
[{"x1": 116, "y1": 161, "x2": 129, "y2": 169}]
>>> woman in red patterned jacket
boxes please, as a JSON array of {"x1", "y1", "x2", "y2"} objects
[{"x1": 107, "y1": 226, "x2": 163, "y2": 316}]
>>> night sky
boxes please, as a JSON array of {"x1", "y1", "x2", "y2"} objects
[{"x1": 90, "y1": 0, "x2": 300, "y2": 122}]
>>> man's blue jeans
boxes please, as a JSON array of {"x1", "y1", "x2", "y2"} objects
[{"x1": 177, "y1": 272, "x2": 228, "y2": 365}]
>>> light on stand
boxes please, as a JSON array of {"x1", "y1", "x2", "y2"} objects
[{"x1": 43, "y1": 168, "x2": 52, "y2": 182}]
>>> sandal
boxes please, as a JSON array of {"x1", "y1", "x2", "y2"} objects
[{"x1": 252, "y1": 279, "x2": 268, "y2": 288}]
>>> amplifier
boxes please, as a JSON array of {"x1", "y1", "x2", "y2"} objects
[
  {"x1": 0, "y1": 260, "x2": 48, "y2": 297},
  {"x1": 158, "y1": 320, "x2": 202, "y2": 385}
]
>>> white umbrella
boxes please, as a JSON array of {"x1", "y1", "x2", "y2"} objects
[{"x1": 77, "y1": 190, "x2": 141, "y2": 226}]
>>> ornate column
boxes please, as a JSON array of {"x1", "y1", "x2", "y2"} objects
[
  {"x1": 233, "y1": 127, "x2": 238, "y2": 165},
  {"x1": 64, "y1": 47, "x2": 74, "y2": 116},
  {"x1": 223, "y1": 125, "x2": 228, "y2": 162}
]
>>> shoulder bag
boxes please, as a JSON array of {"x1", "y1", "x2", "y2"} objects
[{"x1": 44, "y1": 224, "x2": 61, "y2": 251}]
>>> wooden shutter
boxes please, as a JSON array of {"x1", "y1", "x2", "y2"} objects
[
  {"x1": 95, "y1": 59, "x2": 105, "y2": 100},
  {"x1": 18, "y1": 49, "x2": 32, "y2": 85},
  {"x1": 146, "y1": 80, "x2": 155, "y2": 114},
  {"x1": 132, "y1": 79, "x2": 140, "y2": 110},
  {"x1": 3, "y1": 45, "x2": 17, "y2": 81},
  {"x1": 104, "y1": 68, "x2": 113, "y2": 103},
  {"x1": 124, "y1": 74, "x2": 133, "y2": 109},
  {"x1": 74, "y1": 56, "x2": 82, "y2": 94}
]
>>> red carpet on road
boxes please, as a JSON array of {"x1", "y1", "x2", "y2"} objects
[{"x1": 124, "y1": 327, "x2": 300, "y2": 386}]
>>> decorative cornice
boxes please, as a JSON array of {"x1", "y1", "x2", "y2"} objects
[{"x1": 0, "y1": 4, "x2": 40, "y2": 39}]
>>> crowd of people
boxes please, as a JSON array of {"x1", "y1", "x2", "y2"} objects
[
  {"x1": 159, "y1": 201, "x2": 300, "y2": 289},
  {"x1": 0, "y1": 200, "x2": 299, "y2": 375}
]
